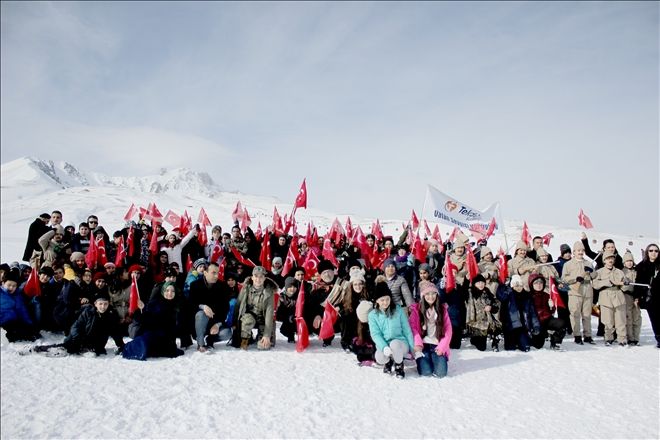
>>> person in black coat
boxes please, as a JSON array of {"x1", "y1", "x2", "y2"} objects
[
  {"x1": 496, "y1": 275, "x2": 541, "y2": 352},
  {"x1": 22, "y1": 214, "x2": 51, "y2": 262},
  {"x1": 122, "y1": 282, "x2": 184, "y2": 360},
  {"x1": 635, "y1": 243, "x2": 660, "y2": 347},
  {"x1": 62, "y1": 291, "x2": 125, "y2": 355},
  {"x1": 189, "y1": 262, "x2": 230, "y2": 351},
  {"x1": 51, "y1": 266, "x2": 82, "y2": 334}
]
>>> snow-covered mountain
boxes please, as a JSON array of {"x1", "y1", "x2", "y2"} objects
[{"x1": 1, "y1": 156, "x2": 657, "y2": 263}]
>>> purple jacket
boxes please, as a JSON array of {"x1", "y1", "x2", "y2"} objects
[{"x1": 409, "y1": 302, "x2": 453, "y2": 359}]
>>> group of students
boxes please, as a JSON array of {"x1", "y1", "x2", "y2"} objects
[{"x1": 1, "y1": 209, "x2": 658, "y2": 379}]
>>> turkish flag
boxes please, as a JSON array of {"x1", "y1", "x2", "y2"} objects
[
  {"x1": 290, "y1": 234, "x2": 302, "y2": 265},
  {"x1": 232, "y1": 201, "x2": 244, "y2": 223},
  {"x1": 128, "y1": 274, "x2": 140, "y2": 315},
  {"x1": 241, "y1": 208, "x2": 251, "y2": 233},
  {"x1": 141, "y1": 205, "x2": 151, "y2": 222},
  {"x1": 469, "y1": 223, "x2": 487, "y2": 241},
  {"x1": 127, "y1": 225, "x2": 135, "y2": 257},
  {"x1": 371, "y1": 219, "x2": 384, "y2": 242},
  {"x1": 578, "y1": 209, "x2": 594, "y2": 229},
  {"x1": 412, "y1": 234, "x2": 427, "y2": 263},
  {"x1": 198, "y1": 207, "x2": 211, "y2": 227},
  {"x1": 115, "y1": 236, "x2": 126, "y2": 267},
  {"x1": 123, "y1": 203, "x2": 138, "y2": 221},
  {"x1": 294, "y1": 178, "x2": 307, "y2": 210},
  {"x1": 322, "y1": 239, "x2": 339, "y2": 268},
  {"x1": 448, "y1": 226, "x2": 460, "y2": 244},
  {"x1": 465, "y1": 245, "x2": 479, "y2": 282},
  {"x1": 260, "y1": 230, "x2": 272, "y2": 271},
  {"x1": 411, "y1": 210, "x2": 420, "y2": 231},
  {"x1": 521, "y1": 221, "x2": 532, "y2": 246},
  {"x1": 432, "y1": 225, "x2": 441, "y2": 242},
  {"x1": 542, "y1": 233, "x2": 554, "y2": 246},
  {"x1": 497, "y1": 248, "x2": 508, "y2": 284},
  {"x1": 272, "y1": 207, "x2": 284, "y2": 235},
  {"x1": 345, "y1": 217, "x2": 353, "y2": 241},
  {"x1": 255, "y1": 222, "x2": 263, "y2": 242},
  {"x1": 370, "y1": 246, "x2": 389, "y2": 271},
  {"x1": 198, "y1": 226, "x2": 208, "y2": 247},
  {"x1": 319, "y1": 302, "x2": 338, "y2": 340},
  {"x1": 485, "y1": 217, "x2": 497, "y2": 239},
  {"x1": 164, "y1": 210, "x2": 181, "y2": 228},
  {"x1": 232, "y1": 247, "x2": 256, "y2": 268},
  {"x1": 149, "y1": 203, "x2": 163, "y2": 225},
  {"x1": 218, "y1": 257, "x2": 226, "y2": 282},
  {"x1": 282, "y1": 243, "x2": 297, "y2": 277},
  {"x1": 353, "y1": 226, "x2": 371, "y2": 262},
  {"x1": 210, "y1": 244, "x2": 223, "y2": 264},
  {"x1": 302, "y1": 251, "x2": 320, "y2": 280},
  {"x1": 549, "y1": 277, "x2": 566, "y2": 310},
  {"x1": 149, "y1": 228, "x2": 159, "y2": 254},
  {"x1": 296, "y1": 318, "x2": 310, "y2": 353},
  {"x1": 444, "y1": 261, "x2": 457, "y2": 293},
  {"x1": 423, "y1": 220, "x2": 432, "y2": 238},
  {"x1": 85, "y1": 235, "x2": 98, "y2": 270},
  {"x1": 23, "y1": 267, "x2": 41, "y2": 297},
  {"x1": 96, "y1": 238, "x2": 108, "y2": 267}
]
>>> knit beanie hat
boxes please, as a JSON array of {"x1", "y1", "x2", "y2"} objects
[
  {"x1": 284, "y1": 277, "x2": 298, "y2": 289},
  {"x1": 511, "y1": 274, "x2": 523, "y2": 287},
  {"x1": 383, "y1": 258, "x2": 396, "y2": 269},
  {"x1": 480, "y1": 246, "x2": 493, "y2": 258},
  {"x1": 453, "y1": 232, "x2": 469, "y2": 248},
  {"x1": 70, "y1": 252, "x2": 85, "y2": 263},
  {"x1": 515, "y1": 241, "x2": 529, "y2": 252},
  {"x1": 472, "y1": 274, "x2": 486, "y2": 285},
  {"x1": 373, "y1": 280, "x2": 392, "y2": 300},
  {"x1": 622, "y1": 250, "x2": 634, "y2": 264},
  {"x1": 418, "y1": 263, "x2": 432, "y2": 273},
  {"x1": 193, "y1": 258, "x2": 207, "y2": 270},
  {"x1": 350, "y1": 271, "x2": 366, "y2": 284},
  {"x1": 94, "y1": 291, "x2": 110, "y2": 302},
  {"x1": 418, "y1": 280, "x2": 439, "y2": 297}
]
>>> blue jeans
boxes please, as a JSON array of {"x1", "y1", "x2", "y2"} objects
[
  {"x1": 416, "y1": 343, "x2": 448, "y2": 378},
  {"x1": 194, "y1": 311, "x2": 232, "y2": 347}
]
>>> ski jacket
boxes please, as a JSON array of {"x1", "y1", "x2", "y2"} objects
[
  {"x1": 368, "y1": 305, "x2": 414, "y2": 353},
  {"x1": 0, "y1": 287, "x2": 33, "y2": 327},
  {"x1": 408, "y1": 302, "x2": 452, "y2": 358}
]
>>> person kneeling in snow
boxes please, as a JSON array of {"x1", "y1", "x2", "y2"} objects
[
  {"x1": 368, "y1": 276, "x2": 414, "y2": 379},
  {"x1": 232, "y1": 266, "x2": 276, "y2": 350},
  {"x1": 122, "y1": 282, "x2": 184, "y2": 360},
  {"x1": 1, "y1": 270, "x2": 40, "y2": 342}
]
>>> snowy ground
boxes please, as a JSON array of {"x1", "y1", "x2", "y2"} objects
[{"x1": 1, "y1": 317, "x2": 658, "y2": 440}]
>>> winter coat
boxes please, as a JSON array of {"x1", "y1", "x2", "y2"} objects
[
  {"x1": 535, "y1": 264, "x2": 560, "y2": 294},
  {"x1": 496, "y1": 285, "x2": 541, "y2": 335},
  {"x1": 160, "y1": 229, "x2": 196, "y2": 269},
  {"x1": 508, "y1": 255, "x2": 536, "y2": 291},
  {"x1": 71, "y1": 233, "x2": 91, "y2": 254},
  {"x1": 530, "y1": 289, "x2": 554, "y2": 324},
  {"x1": 439, "y1": 284, "x2": 467, "y2": 328},
  {"x1": 561, "y1": 258, "x2": 595, "y2": 298},
  {"x1": 466, "y1": 287, "x2": 501, "y2": 336},
  {"x1": 52, "y1": 280, "x2": 82, "y2": 330},
  {"x1": 582, "y1": 239, "x2": 623, "y2": 270},
  {"x1": 23, "y1": 218, "x2": 51, "y2": 262},
  {"x1": 634, "y1": 259, "x2": 659, "y2": 309},
  {"x1": 189, "y1": 277, "x2": 230, "y2": 326},
  {"x1": 63, "y1": 304, "x2": 124, "y2": 354},
  {"x1": 38, "y1": 230, "x2": 68, "y2": 266},
  {"x1": 304, "y1": 278, "x2": 341, "y2": 329},
  {"x1": 449, "y1": 253, "x2": 468, "y2": 286},
  {"x1": 122, "y1": 295, "x2": 182, "y2": 360},
  {"x1": 408, "y1": 302, "x2": 452, "y2": 358},
  {"x1": 622, "y1": 267, "x2": 637, "y2": 297},
  {"x1": 234, "y1": 277, "x2": 276, "y2": 339},
  {"x1": 368, "y1": 305, "x2": 414, "y2": 353},
  {"x1": 593, "y1": 267, "x2": 626, "y2": 308},
  {"x1": 386, "y1": 274, "x2": 414, "y2": 307},
  {"x1": 109, "y1": 284, "x2": 130, "y2": 320},
  {"x1": 0, "y1": 287, "x2": 33, "y2": 327}
]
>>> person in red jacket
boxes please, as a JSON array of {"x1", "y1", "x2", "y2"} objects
[{"x1": 529, "y1": 274, "x2": 566, "y2": 350}]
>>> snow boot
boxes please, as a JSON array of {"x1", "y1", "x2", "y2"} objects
[
  {"x1": 383, "y1": 359, "x2": 394, "y2": 374},
  {"x1": 394, "y1": 362, "x2": 405, "y2": 379},
  {"x1": 574, "y1": 336, "x2": 583, "y2": 345},
  {"x1": 583, "y1": 336, "x2": 596, "y2": 345}
]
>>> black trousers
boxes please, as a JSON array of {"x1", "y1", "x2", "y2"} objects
[{"x1": 531, "y1": 317, "x2": 566, "y2": 348}]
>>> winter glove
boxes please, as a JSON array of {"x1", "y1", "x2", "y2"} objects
[
  {"x1": 383, "y1": 346, "x2": 393, "y2": 358},
  {"x1": 413, "y1": 351, "x2": 424, "y2": 360},
  {"x1": 576, "y1": 277, "x2": 584, "y2": 284},
  {"x1": 584, "y1": 267, "x2": 593, "y2": 273},
  {"x1": 548, "y1": 299, "x2": 554, "y2": 309}
]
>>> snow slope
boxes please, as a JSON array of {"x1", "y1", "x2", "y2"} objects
[{"x1": 1, "y1": 157, "x2": 659, "y2": 439}]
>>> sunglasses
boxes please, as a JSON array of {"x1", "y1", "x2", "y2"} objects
[
  {"x1": 88, "y1": 220, "x2": 98, "y2": 224},
  {"x1": 649, "y1": 249, "x2": 659, "y2": 253}
]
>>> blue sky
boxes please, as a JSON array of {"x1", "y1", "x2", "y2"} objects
[{"x1": 1, "y1": 1, "x2": 658, "y2": 237}]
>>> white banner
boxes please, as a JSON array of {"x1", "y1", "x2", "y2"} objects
[{"x1": 421, "y1": 184, "x2": 505, "y2": 235}]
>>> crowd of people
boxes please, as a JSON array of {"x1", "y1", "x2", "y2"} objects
[{"x1": 1, "y1": 209, "x2": 658, "y2": 379}]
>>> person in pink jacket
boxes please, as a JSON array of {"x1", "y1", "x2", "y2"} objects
[{"x1": 409, "y1": 280, "x2": 453, "y2": 378}]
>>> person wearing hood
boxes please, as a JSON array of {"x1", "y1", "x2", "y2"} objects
[
  {"x1": 477, "y1": 247, "x2": 499, "y2": 295},
  {"x1": 466, "y1": 274, "x2": 501, "y2": 351},
  {"x1": 529, "y1": 274, "x2": 566, "y2": 350},
  {"x1": 276, "y1": 277, "x2": 300, "y2": 343},
  {"x1": 122, "y1": 282, "x2": 185, "y2": 360},
  {"x1": 269, "y1": 256, "x2": 285, "y2": 289},
  {"x1": 1, "y1": 270, "x2": 40, "y2": 342},
  {"x1": 368, "y1": 277, "x2": 414, "y2": 379}
]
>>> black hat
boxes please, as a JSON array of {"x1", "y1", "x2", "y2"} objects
[
  {"x1": 372, "y1": 281, "x2": 392, "y2": 300},
  {"x1": 560, "y1": 244, "x2": 571, "y2": 255},
  {"x1": 39, "y1": 213, "x2": 51, "y2": 220},
  {"x1": 317, "y1": 259, "x2": 335, "y2": 274},
  {"x1": 94, "y1": 291, "x2": 110, "y2": 302},
  {"x1": 4, "y1": 269, "x2": 20, "y2": 283},
  {"x1": 38, "y1": 266, "x2": 55, "y2": 277},
  {"x1": 472, "y1": 274, "x2": 486, "y2": 285}
]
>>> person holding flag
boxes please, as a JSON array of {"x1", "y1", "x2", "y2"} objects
[
  {"x1": 507, "y1": 241, "x2": 536, "y2": 291},
  {"x1": 528, "y1": 274, "x2": 566, "y2": 350},
  {"x1": 232, "y1": 266, "x2": 276, "y2": 350},
  {"x1": 561, "y1": 241, "x2": 596, "y2": 345},
  {"x1": 496, "y1": 275, "x2": 540, "y2": 352}
]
